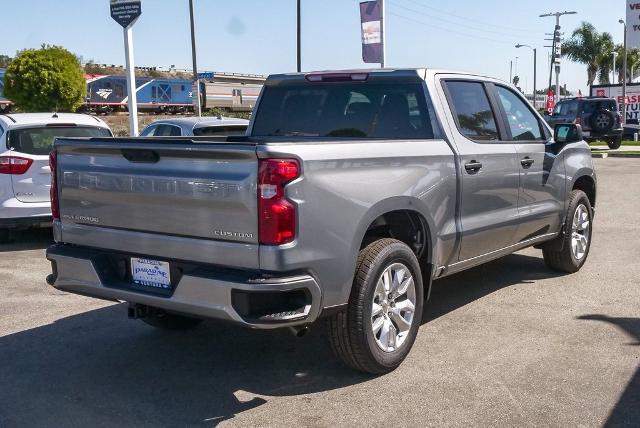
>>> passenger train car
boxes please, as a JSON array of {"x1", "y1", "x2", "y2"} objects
[{"x1": 198, "y1": 72, "x2": 265, "y2": 112}]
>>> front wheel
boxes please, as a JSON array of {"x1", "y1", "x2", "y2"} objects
[
  {"x1": 327, "y1": 238, "x2": 424, "y2": 374},
  {"x1": 543, "y1": 190, "x2": 593, "y2": 273}
]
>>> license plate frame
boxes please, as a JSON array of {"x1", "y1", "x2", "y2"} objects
[{"x1": 130, "y1": 257, "x2": 172, "y2": 290}]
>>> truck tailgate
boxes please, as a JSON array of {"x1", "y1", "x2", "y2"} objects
[{"x1": 55, "y1": 138, "x2": 259, "y2": 269}]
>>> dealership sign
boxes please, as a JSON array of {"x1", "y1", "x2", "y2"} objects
[
  {"x1": 591, "y1": 83, "x2": 640, "y2": 121},
  {"x1": 627, "y1": 1, "x2": 640, "y2": 48}
]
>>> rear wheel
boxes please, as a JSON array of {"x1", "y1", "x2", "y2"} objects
[
  {"x1": 543, "y1": 190, "x2": 593, "y2": 273},
  {"x1": 607, "y1": 137, "x2": 622, "y2": 150},
  {"x1": 142, "y1": 311, "x2": 203, "y2": 330},
  {"x1": 327, "y1": 238, "x2": 424, "y2": 374}
]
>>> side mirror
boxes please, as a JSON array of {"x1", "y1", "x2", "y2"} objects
[{"x1": 554, "y1": 123, "x2": 583, "y2": 144}]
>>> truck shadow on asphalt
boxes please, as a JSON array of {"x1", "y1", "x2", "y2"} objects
[
  {"x1": 0, "y1": 253, "x2": 564, "y2": 426},
  {"x1": 0, "y1": 228, "x2": 53, "y2": 253},
  {"x1": 576, "y1": 315, "x2": 640, "y2": 427},
  {"x1": 425, "y1": 252, "x2": 564, "y2": 323}
]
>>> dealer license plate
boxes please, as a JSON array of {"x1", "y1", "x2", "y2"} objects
[{"x1": 131, "y1": 258, "x2": 171, "y2": 290}]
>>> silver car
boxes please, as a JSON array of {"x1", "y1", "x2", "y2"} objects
[{"x1": 139, "y1": 117, "x2": 249, "y2": 137}]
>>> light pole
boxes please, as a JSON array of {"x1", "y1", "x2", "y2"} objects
[
  {"x1": 516, "y1": 44, "x2": 537, "y2": 108},
  {"x1": 188, "y1": 0, "x2": 201, "y2": 117},
  {"x1": 612, "y1": 51, "x2": 619, "y2": 84},
  {"x1": 620, "y1": 18, "x2": 627, "y2": 124},
  {"x1": 540, "y1": 11, "x2": 577, "y2": 103},
  {"x1": 297, "y1": 0, "x2": 301, "y2": 72}
]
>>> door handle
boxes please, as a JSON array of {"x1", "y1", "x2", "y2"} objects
[
  {"x1": 464, "y1": 160, "x2": 483, "y2": 173},
  {"x1": 520, "y1": 157, "x2": 535, "y2": 168}
]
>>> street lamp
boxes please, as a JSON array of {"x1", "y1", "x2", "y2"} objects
[
  {"x1": 620, "y1": 18, "x2": 627, "y2": 124},
  {"x1": 516, "y1": 44, "x2": 537, "y2": 108}
]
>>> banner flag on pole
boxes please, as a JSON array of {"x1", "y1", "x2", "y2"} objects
[
  {"x1": 545, "y1": 89, "x2": 556, "y2": 114},
  {"x1": 360, "y1": 1, "x2": 383, "y2": 64}
]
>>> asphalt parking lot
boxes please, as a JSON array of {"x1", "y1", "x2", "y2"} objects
[{"x1": 0, "y1": 157, "x2": 638, "y2": 427}]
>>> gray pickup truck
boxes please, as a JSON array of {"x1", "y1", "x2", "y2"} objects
[{"x1": 46, "y1": 69, "x2": 596, "y2": 374}]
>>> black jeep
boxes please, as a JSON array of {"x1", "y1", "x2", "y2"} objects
[{"x1": 545, "y1": 97, "x2": 623, "y2": 149}]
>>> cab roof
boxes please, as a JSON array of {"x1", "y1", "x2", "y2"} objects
[{"x1": 265, "y1": 68, "x2": 509, "y2": 86}]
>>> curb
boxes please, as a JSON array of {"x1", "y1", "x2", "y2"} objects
[{"x1": 592, "y1": 152, "x2": 640, "y2": 159}]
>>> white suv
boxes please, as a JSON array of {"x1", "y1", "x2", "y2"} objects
[{"x1": 0, "y1": 113, "x2": 112, "y2": 241}]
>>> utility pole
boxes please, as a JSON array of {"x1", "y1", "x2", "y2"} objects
[
  {"x1": 540, "y1": 11, "x2": 577, "y2": 103},
  {"x1": 297, "y1": 0, "x2": 301, "y2": 72},
  {"x1": 620, "y1": 19, "x2": 627, "y2": 124},
  {"x1": 612, "y1": 51, "x2": 618, "y2": 84},
  {"x1": 189, "y1": 0, "x2": 201, "y2": 116},
  {"x1": 380, "y1": 0, "x2": 386, "y2": 68}
]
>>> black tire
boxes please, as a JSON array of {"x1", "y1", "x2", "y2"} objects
[
  {"x1": 327, "y1": 238, "x2": 424, "y2": 374},
  {"x1": 607, "y1": 137, "x2": 622, "y2": 150},
  {"x1": 142, "y1": 310, "x2": 203, "y2": 330},
  {"x1": 543, "y1": 190, "x2": 593, "y2": 273},
  {"x1": 589, "y1": 109, "x2": 614, "y2": 133}
]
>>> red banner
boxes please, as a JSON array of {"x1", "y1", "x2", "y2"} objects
[{"x1": 545, "y1": 90, "x2": 555, "y2": 113}]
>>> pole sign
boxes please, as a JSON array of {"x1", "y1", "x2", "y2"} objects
[
  {"x1": 110, "y1": 0, "x2": 142, "y2": 28},
  {"x1": 360, "y1": 1, "x2": 383, "y2": 64},
  {"x1": 545, "y1": 89, "x2": 556, "y2": 114},
  {"x1": 627, "y1": 2, "x2": 640, "y2": 48}
]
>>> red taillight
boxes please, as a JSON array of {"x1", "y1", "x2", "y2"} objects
[
  {"x1": 258, "y1": 158, "x2": 300, "y2": 245},
  {"x1": 49, "y1": 151, "x2": 60, "y2": 221},
  {"x1": 0, "y1": 156, "x2": 33, "y2": 175}
]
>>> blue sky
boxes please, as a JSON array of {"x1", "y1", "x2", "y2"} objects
[{"x1": 1, "y1": 0, "x2": 628, "y2": 94}]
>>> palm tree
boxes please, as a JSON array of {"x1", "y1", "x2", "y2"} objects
[
  {"x1": 613, "y1": 45, "x2": 640, "y2": 83},
  {"x1": 562, "y1": 22, "x2": 614, "y2": 86}
]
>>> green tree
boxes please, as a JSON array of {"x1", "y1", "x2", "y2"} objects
[
  {"x1": 609, "y1": 45, "x2": 640, "y2": 83},
  {"x1": 4, "y1": 45, "x2": 85, "y2": 112},
  {"x1": 0, "y1": 55, "x2": 11, "y2": 68},
  {"x1": 562, "y1": 22, "x2": 614, "y2": 86}
]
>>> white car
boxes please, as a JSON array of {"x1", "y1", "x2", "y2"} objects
[
  {"x1": 0, "y1": 113, "x2": 112, "y2": 241},
  {"x1": 139, "y1": 117, "x2": 249, "y2": 137}
]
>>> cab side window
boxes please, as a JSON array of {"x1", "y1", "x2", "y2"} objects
[
  {"x1": 495, "y1": 86, "x2": 544, "y2": 141},
  {"x1": 445, "y1": 81, "x2": 500, "y2": 141}
]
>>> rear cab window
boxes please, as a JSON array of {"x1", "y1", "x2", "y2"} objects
[
  {"x1": 7, "y1": 126, "x2": 112, "y2": 155},
  {"x1": 251, "y1": 79, "x2": 436, "y2": 139},
  {"x1": 444, "y1": 80, "x2": 500, "y2": 141}
]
